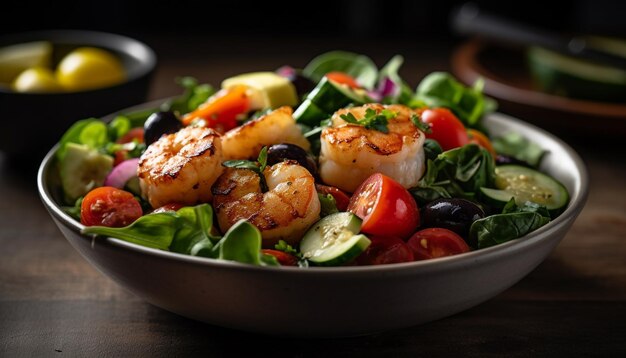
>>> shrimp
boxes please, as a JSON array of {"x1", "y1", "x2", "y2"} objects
[
  {"x1": 220, "y1": 106, "x2": 310, "y2": 160},
  {"x1": 138, "y1": 126, "x2": 223, "y2": 208},
  {"x1": 212, "y1": 161, "x2": 320, "y2": 247},
  {"x1": 319, "y1": 104, "x2": 425, "y2": 193}
]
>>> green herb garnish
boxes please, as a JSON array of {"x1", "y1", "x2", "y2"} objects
[
  {"x1": 340, "y1": 108, "x2": 395, "y2": 133},
  {"x1": 222, "y1": 146, "x2": 269, "y2": 192},
  {"x1": 410, "y1": 113, "x2": 432, "y2": 133}
]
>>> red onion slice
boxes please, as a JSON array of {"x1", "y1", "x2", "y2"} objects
[{"x1": 104, "y1": 158, "x2": 139, "y2": 189}]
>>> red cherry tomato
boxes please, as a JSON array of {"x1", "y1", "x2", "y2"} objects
[
  {"x1": 116, "y1": 127, "x2": 145, "y2": 144},
  {"x1": 407, "y1": 228, "x2": 470, "y2": 260},
  {"x1": 325, "y1": 71, "x2": 360, "y2": 88},
  {"x1": 316, "y1": 184, "x2": 350, "y2": 211},
  {"x1": 420, "y1": 108, "x2": 469, "y2": 151},
  {"x1": 152, "y1": 203, "x2": 185, "y2": 213},
  {"x1": 113, "y1": 127, "x2": 145, "y2": 166},
  {"x1": 113, "y1": 150, "x2": 128, "y2": 167},
  {"x1": 261, "y1": 249, "x2": 298, "y2": 266},
  {"x1": 348, "y1": 173, "x2": 420, "y2": 239},
  {"x1": 81, "y1": 187, "x2": 143, "y2": 227},
  {"x1": 356, "y1": 236, "x2": 414, "y2": 265}
]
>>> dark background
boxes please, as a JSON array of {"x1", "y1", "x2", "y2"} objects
[{"x1": 3, "y1": 0, "x2": 626, "y2": 40}]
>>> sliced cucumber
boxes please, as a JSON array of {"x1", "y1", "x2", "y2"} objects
[
  {"x1": 527, "y1": 44, "x2": 626, "y2": 102},
  {"x1": 60, "y1": 143, "x2": 113, "y2": 202},
  {"x1": 479, "y1": 187, "x2": 515, "y2": 207},
  {"x1": 292, "y1": 98, "x2": 328, "y2": 126},
  {"x1": 490, "y1": 165, "x2": 569, "y2": 214},
  {"x1": 300, "y1": 212, "x2": 370, "y2": 266},
  {"x1": 294, "y1": 77, "x2": 369, "y2": 126}
]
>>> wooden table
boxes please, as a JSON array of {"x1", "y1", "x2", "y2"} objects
[{"x1": 1, "y1": 36, "x2": 625, "y2": 357}]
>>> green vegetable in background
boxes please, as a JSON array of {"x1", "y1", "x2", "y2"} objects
[
  {"x1": 161, "y1": 76, "x2": 216, "y2": 115},
  {"x1": 303, "y1": 51, "x2": 378, "y2": 89},
  {"x1": 414, "y1": 72, "x2": 495, "y2": 127},
  {"x1": 410, "y1": 144, "x2": 496, "y2": 205},
  {"x1": 377, "y1": 55, "x2": 414, "y2": 105},
  {"x1": 470, "y1": 199, "x2": 551, "y2": 249},
  {"x1": 492, "y1": 132, "x2": 546, "y2": 167},
  {"x1": 56, "y1": 118, "x2": 102, "y2": 160},
  {"x1": 107, "y1": 116, "x2": 131, "y2": 141}
]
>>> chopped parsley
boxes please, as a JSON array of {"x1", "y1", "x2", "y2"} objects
[
  {"x1": 410, "y1": 113, "x2": 432, "y2": 133},
  {"x1": 340, "y1": 108, "x2": 396, "y2": 133}
]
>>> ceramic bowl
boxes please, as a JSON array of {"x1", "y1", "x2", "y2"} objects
[
  {"x1": 0, "y1": 30, "x2": 156, "y2": 159},
  {"x1": 38, "y1": 107, "x2": 588, "y2": 337}
]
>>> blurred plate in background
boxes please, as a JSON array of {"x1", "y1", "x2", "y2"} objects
[{"x1": 452, "y1": 40, "x2": 626, "y2": 137}]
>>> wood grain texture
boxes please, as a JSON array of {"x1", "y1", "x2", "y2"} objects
[{"x1": 1, "y1": 37, "x2": 625, "y2": 357}]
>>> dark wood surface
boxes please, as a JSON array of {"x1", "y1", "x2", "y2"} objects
[{"x1": 1, "y1": 36, "x2": 625, "y2": 357}]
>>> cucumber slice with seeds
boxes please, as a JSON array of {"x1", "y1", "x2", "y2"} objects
[
  {"x1": 300, "y1": 212, "x2": 370, "y2": 266},
  {"x1": 484, "y1": 165, "x2": 569, "y2": 215}
]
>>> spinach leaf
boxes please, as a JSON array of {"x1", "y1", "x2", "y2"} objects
[
  {"x1": 492, "y1": 132, "x2": 546, "y2": 167},
  {"x1": 470, "y1": 198, "x2": 551, "y2": 248},
  {"x1": 82, "y1": 211, "x2": 180, "y2": 250},
  {"x1": 414, "y1": 72, "x2": 494, "y2": 127},
  {"x1": 423, "y1": 139, "x2": 443, "y2": 161},
  {"x1": 218, "y1": 220, "x2": 279, "y2": 266},
  {"x1": 303, "y1": 51, "x2": 378, "y2": 89},
  {"x1": 82, "y1": 204, "x2": 218, "y2": 254},
  {"x1": 169, "y1": 205, "x2": 219, "y2": 255},
  {"x1": 410, "y1": 144, "x2": 496, "y2": 205}
]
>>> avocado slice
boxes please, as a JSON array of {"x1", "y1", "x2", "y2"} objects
[
  {"x1": 60, "y1": 143, "x2": 113, "y2": 203},
  {"x1": 222, "y1": 72, "x2": 298, "y2": 109}
]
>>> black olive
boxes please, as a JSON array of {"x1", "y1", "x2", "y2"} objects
[
  {"x1": 496, "y1": 154, "x2": 531, "y2": 167},
  {"x1": 144, "y1": 111, "x2": 183, "y2": 145},
  {"x1": 421, "y1": 198, "x2": 485, "y2": 243},
  {"x1": 267, "y1": 143, "x2": 317, "y2": 177},
  {"x1": 276, "y1": 66, "x2": 316, "y2": 96}
]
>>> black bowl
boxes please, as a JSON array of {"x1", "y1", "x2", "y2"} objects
[{"x1": 0, "y1": 30, "x2": 156, "y2": 159}]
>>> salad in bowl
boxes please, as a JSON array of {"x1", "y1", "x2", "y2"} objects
[{"x1": 53, "y1": 51, "x2": 569, "y2": 268}]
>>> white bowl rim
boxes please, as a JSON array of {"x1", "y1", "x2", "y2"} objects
[{"x1": 37, "y1": 106, "x2": 589, "y2": 276}]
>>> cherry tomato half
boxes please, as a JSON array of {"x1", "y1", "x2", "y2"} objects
[
  {"x1": 356, "y1": 236, "x2": 414, "y2": 265},
  {"x1": 81, "y1": 187, "x2": 143, "y2": 227},
  {"x1": 468, "y1": 129, "x2": 496, "y2": 158},
  {"x1": 348, "y1": 173, "x2": 420, "y2": 239},
  {"x1": 116, "y1": 127, "x2": 144, "y2": 144},
  {"x1": 407, "y1": 228, "x2": 470, "y2": 260},
  {"x1": 261, "y1": 249, "x2": 298, "y2": 266},
  {"x1": 420, "y1": 108, "x2": 469, "y2": 151},
  {"x1": 325, "y1": 71, "x2": 360, "y2": 88},
  {"x1": 316, "y1": 184, "x2": 350, "y2": 211}
]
